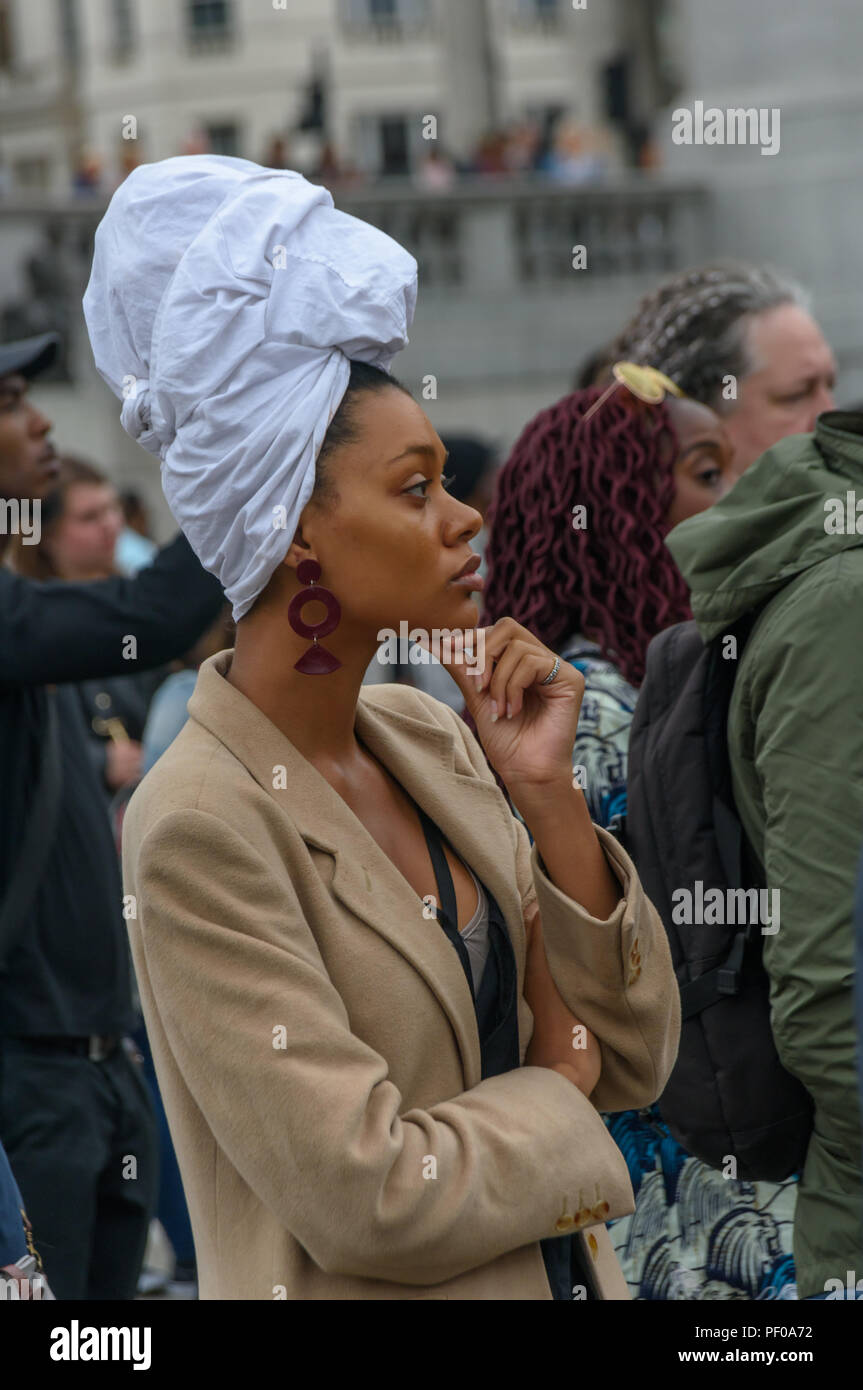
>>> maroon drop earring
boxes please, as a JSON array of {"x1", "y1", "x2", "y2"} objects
[{"x1": 288, "y1": 559, "x2": 342, "y2": 674}]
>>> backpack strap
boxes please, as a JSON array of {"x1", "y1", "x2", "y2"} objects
[
  {"x1": 679, "y1": 928, "x2": 748, "y2": 1019},
  {"x1": 677, "y1": 611, "x2": 759, "y2": 1021},
  {"x1": 0, "y1": 689, "x2": 63, "y2": 976},
  {"x1": 704, "y1": 611, "x2": 758, "y2": 886}
]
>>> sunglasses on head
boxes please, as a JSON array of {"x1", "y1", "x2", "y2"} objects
[{"x1": 581, "y1": 361, "x2": 685, "y2": 425}]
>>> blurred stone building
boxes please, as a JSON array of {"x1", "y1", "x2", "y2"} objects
[{"x1": 0, "y1": 0, "x2": 667, "y2": 189}]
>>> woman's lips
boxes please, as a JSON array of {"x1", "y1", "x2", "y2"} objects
[{"x1": 449, "y1": 571, "x2": 485, "y2": 592}]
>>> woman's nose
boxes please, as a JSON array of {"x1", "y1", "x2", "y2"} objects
[{"x1": 449, "y1": 498, "x2": 483, "y2": 543}]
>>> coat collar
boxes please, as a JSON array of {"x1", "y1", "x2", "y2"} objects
[{"x1": 187, "y1": 651, "x2": 523, "y2": 1087}]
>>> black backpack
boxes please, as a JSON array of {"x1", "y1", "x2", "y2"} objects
[{"x1": 624, "y1": 618, "x2": 814, "y2": 1182}]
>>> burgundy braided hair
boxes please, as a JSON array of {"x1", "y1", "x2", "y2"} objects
[{"x1": 481, "y1": 384, "x2": 692, "y2": 688}]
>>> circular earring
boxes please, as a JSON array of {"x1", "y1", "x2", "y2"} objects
[{"x1": 287, "y1": 559, "x2": 342, "y2": 674}]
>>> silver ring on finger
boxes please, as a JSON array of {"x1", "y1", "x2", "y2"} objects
[{"x1": 540, "y1": 656, "x2": 561, "y2": 686}]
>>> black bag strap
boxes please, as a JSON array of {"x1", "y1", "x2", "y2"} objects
[
  {"x1": 415, "y1": 804, "x2": 477, "y2": 1006},
  {"x1": 678, "y1": 612, "x2": 760, "y2": 1020},
  {"x1": 679, "y1": 928, "x2": 750, "y2": 1019},
  {"x1": 0, "y1": 688, "x2": 63, "y2": 975},
  {"x1": 416, "y1": 803, "x2": 522, "y2": 1080},
  {"x1": 417, "y1": 806, "x2": 460, "y2": 933},
  {"x1": 704, "y1": 612, "x2": 758, "y2": 886}
]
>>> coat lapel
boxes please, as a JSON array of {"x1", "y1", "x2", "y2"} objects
[
  {"x1": 188, "y1": 654, "x2": 525, "y2": 1089},
  {"x1": 354, "y1": 690, "x2": 527, "y2": 941}
]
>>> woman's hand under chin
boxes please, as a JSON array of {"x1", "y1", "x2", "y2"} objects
[
  {"x1": 421, "y1": 617, "x2": 584, "y2": 799},
  {"x1": 423, "y1": 614, "x2": 622, "y2": 923}
]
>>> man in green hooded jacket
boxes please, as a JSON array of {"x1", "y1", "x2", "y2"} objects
[{"x1": 666, "y1": 410, "x2": 863, "y2": 1299}]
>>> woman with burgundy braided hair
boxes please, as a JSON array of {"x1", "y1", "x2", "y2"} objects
[
  {"x1": 604, "y1": 261, "x2": 836, "y2": 478},
  {"x1": 482, "y1": 377, "x2": 803, "y2": 1301},
  {"x1": 482, "y1": 381, "x2": 734, "y2": 827}
]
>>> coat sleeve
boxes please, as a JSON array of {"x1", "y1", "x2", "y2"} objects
[
  {"x1": 129, "y1": 807, "x2": 635, "y2": 1287},
  {"x1": 0, "y1": 533, "x2": 223, "y2": 687},
  {"x1": 740, "y1": 570, "x2": 863, "y2": 1251},
  {"x1": 447, "y1": 702, "x2": 680, "y2": 1112}
]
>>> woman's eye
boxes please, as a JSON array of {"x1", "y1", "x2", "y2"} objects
[
  {"x1": 441, "y1": 473, "x2": 454, "y2": 492},
  {"x1": 697, "y1": 467, "x2": 722, "y2": 488},
  {"x1": 403, "y1": 478, "x2": 431, "y2": 498}
]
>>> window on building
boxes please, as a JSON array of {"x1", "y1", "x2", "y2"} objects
[
  {"x1": 189, "y1": 0, "x2": 230, "y2": 31},
  {"x1": 0, "y1": 0, "x2": 14, "y2": 71},
  {"x1": 187, "y1": 0, "x2": 234, "y2": 52},
  {"x1": 339, "y1": 0, "x2": 431, "y2": 40},
  {"x1": 379, "y1": 115, "x2": 410, "y2": 175},
  {"x1": 58, "y1": 0, "x2": 80, "y2": 65},
  {"x1": 110, "y1": 0, "x2": 135, "y2": 61},
  {"x1": 354, "y1": 112, "x2": 433, "y2": 177},
  {"x1": 205, "y1": 123, "x2": 240, "y2": 157},
  {"x1": 511, "y1": 0, "x2": 562, "y2": 30}
]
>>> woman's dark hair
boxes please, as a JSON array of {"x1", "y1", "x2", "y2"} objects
[
  {"x1": 439, "y1": 435, "x2": 497, "y2": 504},
  {"x1": 313, "y1": 360, "x2": 412, "y2": 501},
  {"x1": 481, "y1": 384, "x2": 691, "y2": 688},
  {"x1": 572, "y1": 346, "x2": 613, "y2": 393}
]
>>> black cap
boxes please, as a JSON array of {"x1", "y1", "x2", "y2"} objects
[{"x1": 0, "y1": 332, "x2": 60, "y2": 382}]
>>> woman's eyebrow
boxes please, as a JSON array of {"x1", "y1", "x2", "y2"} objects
[
  {"x1": 678, "y1": 438, "x2": 723, "y2": 458},
  {"x1": 386, "y1": 443, "x2": 448, "y2": 466}
]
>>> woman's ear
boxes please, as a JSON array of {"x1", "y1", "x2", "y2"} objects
[{"x1": 281, "y1": 527, "x2": 317, "y2": 574}]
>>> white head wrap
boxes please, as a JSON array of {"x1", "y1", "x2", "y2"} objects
[{"x1": 83, "y1": 155, "x2": 418, "y2": 619}]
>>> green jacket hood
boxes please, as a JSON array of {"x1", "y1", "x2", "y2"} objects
[{"x1": 666, "y1": 410, "x2": 863, "y2": 640}]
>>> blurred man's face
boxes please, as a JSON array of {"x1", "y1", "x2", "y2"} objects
[
  {"x1": 726, "y1": 305, "x2": 836, "y2": 477},
  {"x1": 0, "y1": 373, "x2": 58, "y2": 500},
  {"x1": 47, "y1": 483, "x2": 124, "y2": 580}
]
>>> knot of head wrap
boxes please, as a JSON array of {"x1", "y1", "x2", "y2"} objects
[
  {"x1": 119, "y1": 378, "x2": 172, "y2": 458},
  {"x1": 82, "y1": 155, "x2": 417, "y2": 619}
]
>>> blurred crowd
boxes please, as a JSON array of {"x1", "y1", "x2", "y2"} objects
[{"x1": 40, "y1": 108, "x2": 640, "y2": 202}]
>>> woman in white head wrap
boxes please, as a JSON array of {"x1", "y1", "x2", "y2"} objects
[{"x1": 97, "y1": 156, "x2": 678, "y2": 1302}]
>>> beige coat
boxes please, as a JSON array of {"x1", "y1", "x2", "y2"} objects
[{"x1": 122, "y1": 650, "x2": 680, "y2": 1300}]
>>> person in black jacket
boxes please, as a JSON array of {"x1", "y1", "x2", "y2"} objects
[
  {"x1": 10, "y1": 453, "x2": 172, "y2": 806},
  {"x1": 0, "y1": 332, "x2": 224, "y2": 1299}
]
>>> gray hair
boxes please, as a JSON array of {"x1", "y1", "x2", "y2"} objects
[{"x1": 606, "y1": 262, "x2": 812, "y2": 411}]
